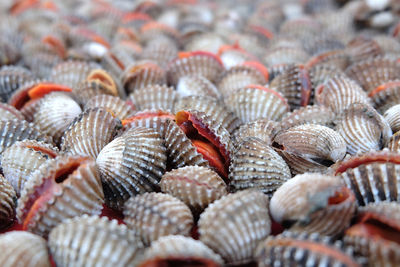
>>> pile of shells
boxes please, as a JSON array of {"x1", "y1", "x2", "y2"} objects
[{"x1": 0, "y1": 0, "x2": 400, "y2": 266}]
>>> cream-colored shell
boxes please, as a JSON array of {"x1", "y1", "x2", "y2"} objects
[
  {"x1": 198, "y1": 189, "x2": 271, "y2": 265},
  {"x1": 0, "y1": 231, "x2": 50, "y2": 267},
  {"x1": 129, "y1": 84, "x2": 177, "y2": 112},
  {"x1": 84, "y1": 94, "x2": 134, "y2": 120},
  {"x1": 176, "y1": 75, "x2": 222, "y2": 99},
  {"x1": 0, "y1": 102, "x2": 24, "y2": 121},
  {"x1": 123, "y1": 192, "x2": 194, "y2": 246},
  {"x1": 160, "y1": 166, "x2": 227, "y2": 212},
  {"x1": 232, "y1": 119, "x2": 278, "y2": 147},
  {"x1": 384, "y1": 104, "x2": 400, "y2": 134},
  {"x1": 49, "y1": 215, "x2": 144, "y2": 267}
]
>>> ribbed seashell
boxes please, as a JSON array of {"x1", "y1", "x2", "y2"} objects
[
  {"x1": 263, "y1": 46, "x2": 310, "y2": 67},
  {"x1": 256, "y1": 231, "x2": 360, "y2": 267},
  {"x1": 0, "y1": 65, "x2": 34, "y2": 102},
  {"x1": 160, "y1": 166, "x2": 227, "y2": 213},
  {"x1": 61, "y1": 108, "x2": 121, "y2": 158},
  {"x1": 123, "y1": 192, "x2": 194, "y2": 245},
  {"x1": 232, "y1": 119, "x2": 278, "y2": 147},
  {"x1": 217, "y1": 64, "x2": 268, "y2": 98},
  {"x1": 49, "y1": 215, "x2": 144, "y2": 267},
  {"x1": 345, "y1": 56, "x2": 400, "y2": 94},
  {"x1": 345, "y1": 36, "x2": 383, "y2": 63},
  {"x1": 138, "y1": 235, "x2": 224, "y2": 267},
  {"x1": 175, "y1": 110, "x2": 232, "y2": 180},
  {"x1": 73, "y1": 79, "x2": 118, "y2": 106},
  {"x1": 369, "y1": 80, "x2": 400, "y2": 113},
  {"x1": 0, "y1": 231, "x2": 50, "y2": 267},
  {"x1": 122, "y1": 109, "x2": 174, "y2": 137},
  {"x1": 166, "y1": 51, "x2": 225, "y2": 86},
  {"x1": 176, "y1": 75, "x2": 222, "y2": 99},
  {"x1": 315, "y1": 75, "x2": 371, "y2": 114},
  {"x1": 274, "y1": 124, "x2": 347, "y2": 165},
  {"x1": 335, "y1": 103, "x2": 392, "y2": 155},
  {"x1": 344, "y1": 202, "x2": 400, "y2": 267},
  {"x1": 303, "y1": 33, "x2": 345, "y2": 56},
  {"x1": 270, "y1": 173, "x2": 356, "y2": 236},
  {"x1": 0, "y1": 102, "x2": 24, "y2": 121},
  {"x1": 184, "y1": 33, "x2": 225, "y2": 55},
  {"x1": 96, "y1": 127, "x2": 167, "y2": 210},
  {"x1": 387, "y1": 131, "x2": 400, "y2": 152},
  {"x1": 229, "y1": 137, "x2": 291, "y2": 195},
  {"x1": 141, "y1": 36, "x2": 178, "y2": 68},
  {"x1": 129, "y1": 84, "x2": 177, "y2": 112},
  {"x1": 0, "y1": 119, "x2": 53, "y2": 160},
  {"x1": 50, "y1": 60, "x2": 101, "y2": 89},
  {"x1": 140, "y1": 21, "x2": 180, "y2": 44},
  {"x1": 2, "y1": 140, "x2": 58, "y2": 195},
  {"x1": 384, "y1": 104, "x2": 400, "y2": 133},
  {"x1": 305, "y1": 49, "x2": 351, "y2": 70},
  {"x1": 33, "y1": 92, "x2": 82, "y2": 144},
  {"x1": 269, "y1": 64, "x2": 313, "y2": 109},
  {"x1": 0, "y1": 175, "x2": 16, "y2": 229},
  {"x1": 24, "y1": 52, "x2": 62, "y2": 79},
  {"x1": 175, "y1": 95, "x2": 241, "y2": 134},
  {"x1": 308, "y1": 64, "x2": 346, "y2": 91},
  {"x1": 121, "y1": 61, "x2": 166, "y2": 95},
  {"x1": 218, "y1": 45, "x2": 256, "y2": 69},
  {"x1": 373, "y1": 35, "x2": 400, "y2": 55},
  {"x1": 334, "y1": 150, "x2": 400, "y2": 205},
  {"x1": 85, "y1": 94, "x2": 134, "y2": 120},
  {"x1": 278, "y1": 105, "x2": 336, "y2": 134},
  {"x1": 16, "y1": 155, "x2": 104, "y2": 237},
  {"x1": 226, "y1": 85, "x2": 289, "y2": 123},
  {"x1": 198, "y1": 189, "x2": 271, "y2": 265}
]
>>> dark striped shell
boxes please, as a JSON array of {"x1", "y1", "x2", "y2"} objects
[{"x1": 0, "y1": 174, "x2": 16, "y2": 229}]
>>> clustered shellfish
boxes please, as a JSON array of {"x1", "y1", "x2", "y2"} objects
[{"x1": 1, "y1": 0, "x2": 400, "y2": 266}]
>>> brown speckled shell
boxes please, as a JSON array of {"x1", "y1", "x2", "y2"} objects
[
  {"x1": 49, "y1": 215, "x2": 144, "y2": 267},
  {"x1": 0, "y1": 174, "x2": 16, "y2": 229},
  {"x1": 160, "y1": 166, "x2": 227, "y2": 213},
  {"x1": 229, "y1": 137, "x2": 291, "y2": 195},
  {"x1": 0, "y1": 231, "x2": 50, "y2": 267},
  {"x1": 61, "y1": 108, "x2": 121, "y2": 158},
  {"x1": 96, "y1": 127, "x2": 167, "y2": 210},
  {"x1": 123, "y1": 192, "x2": 194, "y2": 245},
  {"x1": 16, "y1": 155, "x2": 104, "y2": 237},
  {"x1": 198, "y1": 189, "x2": 271, "y2": 265}
]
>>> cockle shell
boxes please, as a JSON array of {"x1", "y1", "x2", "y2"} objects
[
  {"x1": 123, "y1": 192, "x2": 194, "y2": 246},
  {"x1": 16, "y1": 155, "x2": 104, "y2": 237},
  {"x1": 335, "y1": 103, "x2": 392, "y2": 155},
  {"x1": 345, "y1": 56, "x2": 400, "y2": 94},
  {"x1": 369, "y1": 80, "x2": 400, "y2": 113},
  {"x1": 306, "y1": 49, "x2": 350, "y2": 70},
  {"x1": 0, "y1": 65, "x2": 34, "y2": 102},
  {"x1": 334, "y1": 150, "x2": 400, "y2": 205},
  {"x1": 96, "y1": 127, "x2": 167, "y2": 210},
  {"x1": 0, "y1": 119, "x2": 53, "y2": 160},
  {"x1": 61, "y1": 108, "x2": 121, "y2": 158},
  {"x1": 175, "y1": 95, "x2": 241, "y2": 134},
  {"x1": 387, "y1": 131, "x2": 400, "y2": 152},
  {"x1": 344, "y1": 202, "x2": 400, "y2": 267},
  {"x1": 166, "y1": 51, "x2": 225, "y2": 85},
  {"x1": 225, "y1": 85, "x2": 289, "y2": 123},
  {"x1": 315, "y1": 75, "x2": 371, "y2": 114},
  {"x1": 256, "y1": 231, "x2": 360, "y2": 267},
  {"x1": 0, "y1": 175, "x2": 16, "y2": 229},
  {"x1": 277, "y1": 105, "x2": 336, "y2": 134},
  {"x1": 263, "y1": 46, "x2": 309, "y2": 68},
  {"x1": 160, "y1": 166, "x2": 227, "y2": 213},
  {"x1": 232, "y1": 119, "x2": 278, "y2": 147},
  {"x1": 33, "y1": 92, "x2": 82, "y2": 144},
  {"x1": 138, "y1": 235, "x2": 224, "y2": 267},
  {"x1": 176, "y1": 75, "x2": 222, "y2": 99},
  {"x1": 229, "y1": 137, "x2": 291, "y2": 195},
  {"x1": 270, "y1": 173, "x2": 356, "y2": 236},
  {"x1": 84, "y1": 94, "x2": 135, "y2": 120},
  {"x1": 384, "y1": 104, "x2": 400, "y2": 134},
  {"x1": 199, "y1": 189, "x2": 271, "y2": 265},
  {"x1": 129, "y1": 84, "x2": 177, "y2": 112},
  {"x1": 121, "y1": 61, "x2": 166, "y2": 95},
  {"x1": 49, "y1": 215, "x2": 144, "y2": 267},
  {"x1": 0, "y1": 103, "x2": 24, "y2": 121},
  {"x1": 274, "y1": 124, "x2": 347, "y2": 164},
  {"x1": 345, "y1": 37, "x2": 383, "y2": 63},
  {"x1": 73, "y1": 79, "x2": 119, "y2": 106},
  {"x1": 141, "y1": 36, "x2": 178, "y2": 67},
  {"x1": 0, "y1": 231, "x2": 50, "y2": 267},
  {"x1": 2, "y1": 140, "x2": 58, "y2": 195}
]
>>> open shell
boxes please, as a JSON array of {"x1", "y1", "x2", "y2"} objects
[
  {"x1": 123, "y1": 192, "x2": 194, "y2": 246},
  {"x1": 0, "y1": 231, "x2": 50, "y2": 267},
  {"x1": 229, "y1": 137, "x2": 291, "y2": 195},
  {"x1": 198, "y1": 189, "x2": 271, "y2": 265},
  {"x1": 49, "y1": 215, "x2": 144, "y2": 267},
  {"x1": 16, "y1": 155, "x2": 104, "y2": 237},
  {"x1": 96, "y1": 127, "x2": 167, "y2": 210},
  {"x1": 160, "y1": 166, "x2": 227, "y2": 213}
]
